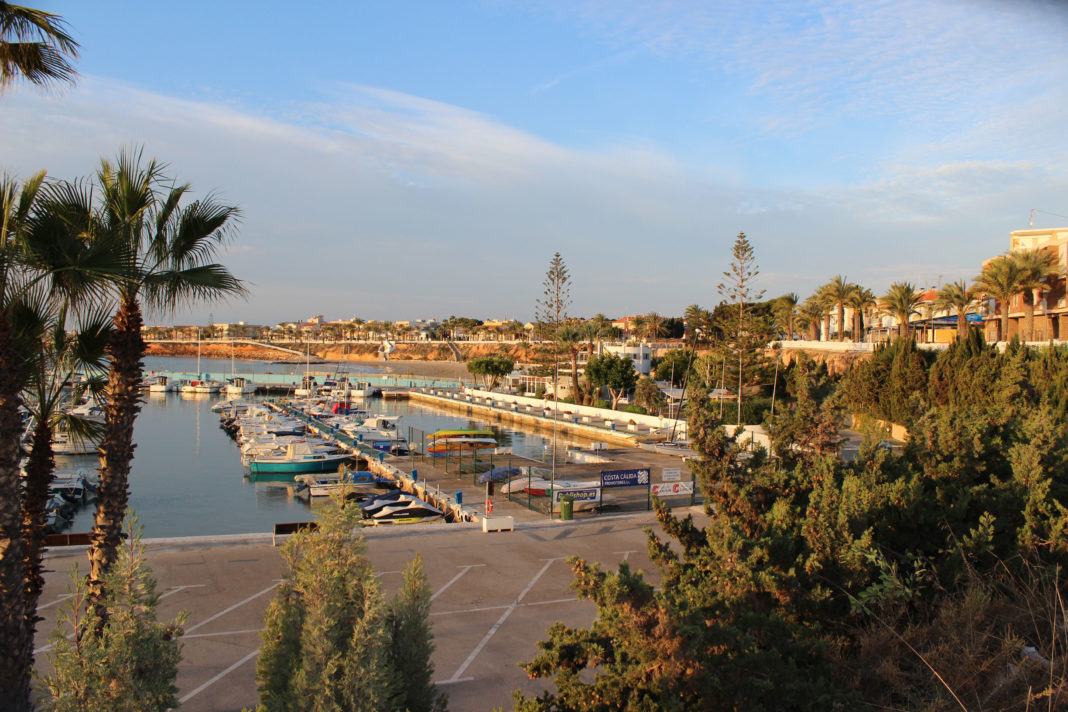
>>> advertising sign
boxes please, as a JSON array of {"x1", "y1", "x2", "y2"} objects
[
  {"x1": 600, "y1": 468, "x2": 650, "y2": 488},
  {"x1": 661, "y1": 467, "x2": 681, "y2": 482},
  {"x1": 651, "y1": 481, "x2": 694, "y2": 497},
  {"x1": 553, "y1": 488, "x2": 600, "y2": 504}
]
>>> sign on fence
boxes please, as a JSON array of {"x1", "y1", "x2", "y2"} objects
[
  {"x1": 661, "y1": 467, "x2": 681, "y2": 482},
  {"x1": 552, "y1": 488, "x2": 600, "y2": 504},
  {"x1": 651, "y1": 481, "x2": 694, "y2": 497},
  {"x1": 600, "y1": 468, "x2": 650, "y2": 488}
]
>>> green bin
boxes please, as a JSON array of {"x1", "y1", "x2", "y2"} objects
[{"x1": 559, "y1": 497, "x2": 574, "y2": 521}]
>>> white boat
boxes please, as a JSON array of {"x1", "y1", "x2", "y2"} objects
[
  {"x1": 368, "y1": 498, "x2": 443, "y2": 524},
  {"x1": 148, "y1": 375, "x2": 177, "y2": 392},
  {"x1": 296, "y1": 471, "x2": 388, "y2": 497},
  {"x1": 345, "y1": 380, "x2": 380, "y2": 399},
  {"x1": 182, "y1": 379, "x2": 222, "y2": 394},
  {"x1": 340, "y1": 415, "x2": 404, "y2": 444},
  {"x1": 225, "y1": 376, "x2": 256, "y2": 396},
  {"x1": 50, "y1": 428, "x2": 98, "y2": 456},
  {"x1": 181, "y1": 328, "x2": 223, "y2": 394}
]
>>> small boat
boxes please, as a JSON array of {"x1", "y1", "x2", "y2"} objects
[
  {"x1": 225, "y1": 376, "x2": 257, "y2": 396},
  {"x1": 50, "y1": 429, "x2": 98, "y2": 456},
  {"x1": 148, "y1": 375, "x2": 177, "y2": 392},
  {"x1": 248, "y1": 441, "x2": 354, "y2": 475},
  {"x1": 430, "y1": 429, "x2": 495, "y2": 440},
  {"x1": 296, "y1": 471, "x2": 391, "y2": 497},
  {"x1": 369, "y1": 498, "x2": 443, "y2": 524},
  {"x1": 425, "y1": 437, "x2": 498, "y2": 455}
]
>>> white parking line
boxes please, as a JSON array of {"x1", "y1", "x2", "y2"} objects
[
  {"x1": 184, "y1": 582, "x2": 279, "y2": 634},
  {"x1": 614, "y1": 550, "x2": 635, "y2": 561},
  {"x1": 184, "y1": 628, "x2": 263, "y2": 640},
  {"x1": 37, "y1": 594, "x2": 72, "y2": 610},
  {"x1": 178, "y1": 649, "x2": 260, "y2": 704},
  {"x1": 443, "y1": 558, "x2": 560, "y2": 683},
  {"x1": 431, "y1": 564, "x2": 485, "y2": 601}
]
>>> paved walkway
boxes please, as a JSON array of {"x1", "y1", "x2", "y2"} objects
[{"x1": 34, "y1": 510, "x2": 694, "y2": 711}]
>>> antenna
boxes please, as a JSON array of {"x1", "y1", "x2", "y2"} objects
[{"x1": 1030, "y1": 208, "x2": 1034, "y2": 228}]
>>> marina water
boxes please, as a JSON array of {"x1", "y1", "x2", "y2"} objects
[{"x1": 59, "y1": 356, "x2": 584, "y2": 537}]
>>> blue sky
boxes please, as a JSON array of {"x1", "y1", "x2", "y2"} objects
[{"x1": 3, "y1": 0, "x2": 1067, "y2": 325}]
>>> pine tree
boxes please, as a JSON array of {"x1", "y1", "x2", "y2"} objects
[
  {"x1": 255, "y1": 494, "x2": 443, "y2": 712},
  {"x1": 717, "y1": 232, "x2": 767, "y2": 425},
  {"x1": 385, "y1": 556, "x2": 447, "y2": 712},
  {"x1": 42, "y1": 512, "x2": 185, "y2": 712}
]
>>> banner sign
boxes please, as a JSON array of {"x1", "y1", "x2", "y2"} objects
[
  {"x1": 661, "y1": 467, "x2": 681, "y2": 482},
  {"x1": 553, "y1": 488, "x2": 600, "y2": 504},
  {"x1": 651, "y1": 481, "x2": 694, "y2": 497},
  {"x1": 600, "y1": 468, "x2": 650, "y2": 488}
]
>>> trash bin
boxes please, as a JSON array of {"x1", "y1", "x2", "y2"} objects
[
  {"x1": 559, "y1": 497, "x2": 574, "y2": 521},
  {"x1": 410, "y1": 469, "x2": 418, "y2": 481},
  {"x1": 455, "y1": 490, "x2": 463, "y2": 506}
]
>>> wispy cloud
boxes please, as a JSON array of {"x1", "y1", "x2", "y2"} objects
[{"x1": 547, "y1": 0, "x2": 1068, "y2": 136}]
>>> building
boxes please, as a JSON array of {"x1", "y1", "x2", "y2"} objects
[{"x1": 982, "y1": 227, "x2": 1067, "y2": 342}]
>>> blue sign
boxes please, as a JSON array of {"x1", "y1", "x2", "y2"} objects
[{"x1": 600, "y1": 468, "x2": 650, "y2": 488}]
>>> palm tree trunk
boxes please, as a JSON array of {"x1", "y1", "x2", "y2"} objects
[
  {"x1": 837, "y1": 304, "x2": 845, "y2": 341},
  {"x1": 21, "y1": 419, "x2": 55, "y2": 644},
  {"x1": 87, "y1": 296, "x2": 145, "y2": 623},
  {"x1": 1023, "y1": 291, "x2": 1035, "y2": 342},
  {"x1": 822, "y1": 313, "x2": 830, "y2": 341},
  {"x1": 569, "y1": 347, "x2": 580, "y2": 404},
  {"x1": 0, "y1": 316, "x2": 32, "y2": 712},
  {"x1": 787, "y1": 314, "x2": 795, "y2": 340},
  {"x1": 957, "y1": 312, "x2": 967, "y2": 340},
  {"x1": 1000, "y1": 303, "x2": 1009, "y2": 342}
]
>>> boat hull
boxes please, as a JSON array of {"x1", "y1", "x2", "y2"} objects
[{"x1": 249, "y1": 455, "x2": 354, "y2": 475}]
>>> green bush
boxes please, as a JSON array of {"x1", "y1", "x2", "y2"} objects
[
  {"x1": 621, "y1": 404, "x2": 647, "y2": 415},
  {"x1": 593, "y1": 400, "x2": 610, "y2": 409},
  {"x1": 741, "y1": 395, "x2": 772, "y2": 424}
]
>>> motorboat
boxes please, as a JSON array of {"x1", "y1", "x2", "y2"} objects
[
  {"x1": 295, "y1": 471, "x2": 392, "y2": 497},
  {"x1": 148, "y1": 375, "x2": 178, "y2": 392},
  {"x1": 247, "y1": 441, "x2": 354, "y2": 475},
  {"x1": 368, "y1": 498, "x2": 443, "y2": 524},
  {"x1": 225, "y1": 377, "x2": 257, "y2": 396},
  {"x1": 50, "y1": 428, "x2": 98, "y2": 456}
]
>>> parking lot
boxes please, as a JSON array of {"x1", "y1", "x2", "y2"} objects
[{"x1": 35, "y1": 510, "x2": 682, "y2": 711}]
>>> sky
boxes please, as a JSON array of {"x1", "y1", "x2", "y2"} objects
[{"x1": 2, "y1": 0, "x2": 1067, "y2": 326}]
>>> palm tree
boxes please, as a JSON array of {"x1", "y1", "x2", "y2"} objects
[
  {"x1": 0, "y1": 2, "x2": 79, "y2": 91},
  {"x1": 771, "y1": 293, "x2": 798, "y2": 340},
  {"x1": 49, "y1": 150, "x2": 245, "y2": 619},
  {"x1": 1012, "y1": 247, "x2": 1059, "y2": 341},
  {"x1": 0, "y1": 170, "x2": 119, "y2": 711},
  {"x1": 639, "y1": 312, "x2": 667, "y2": 342},
  {"x1": 973, "y1": 255, "x2": 1024, "y2": 342},
  {"x1": 18, "y1": 304, "x2": 109, "y2": 654},
  {"x1": 881, "y1": 282, "x2": 922, "y2": 340},
  {"x1": 0, "y1": 171, "x2": 46, "y2": 710},
  {"x1": 845, "y1": 286, "x2": 876, "y2": 342},
  {"x1": 556, "y1": 324, "x2": 582, "y2": 403},
  {"x1": 821, "y1": 275, "x2": 854, "y2": 341},
  {"x1": 935, "y1": 280, "x2": 975, "y2": 341},
  {"x1": 797, "y1": 296, "x2": 824, "y2": 341}
]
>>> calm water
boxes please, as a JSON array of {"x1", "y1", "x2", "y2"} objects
[{"x1": 60, "y1": 356, "x2": 586, "y2": 537}]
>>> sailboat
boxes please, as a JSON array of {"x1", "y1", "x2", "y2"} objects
[
  {"x1": 294, "y1": 343, "x2": 317, "y2": 396},
  {"x1": 225, "y1": 341, "x2": 256, "y2": 395},
  {"x1": 181, "y1": 329, "x2": 223, "y2": 394}
]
